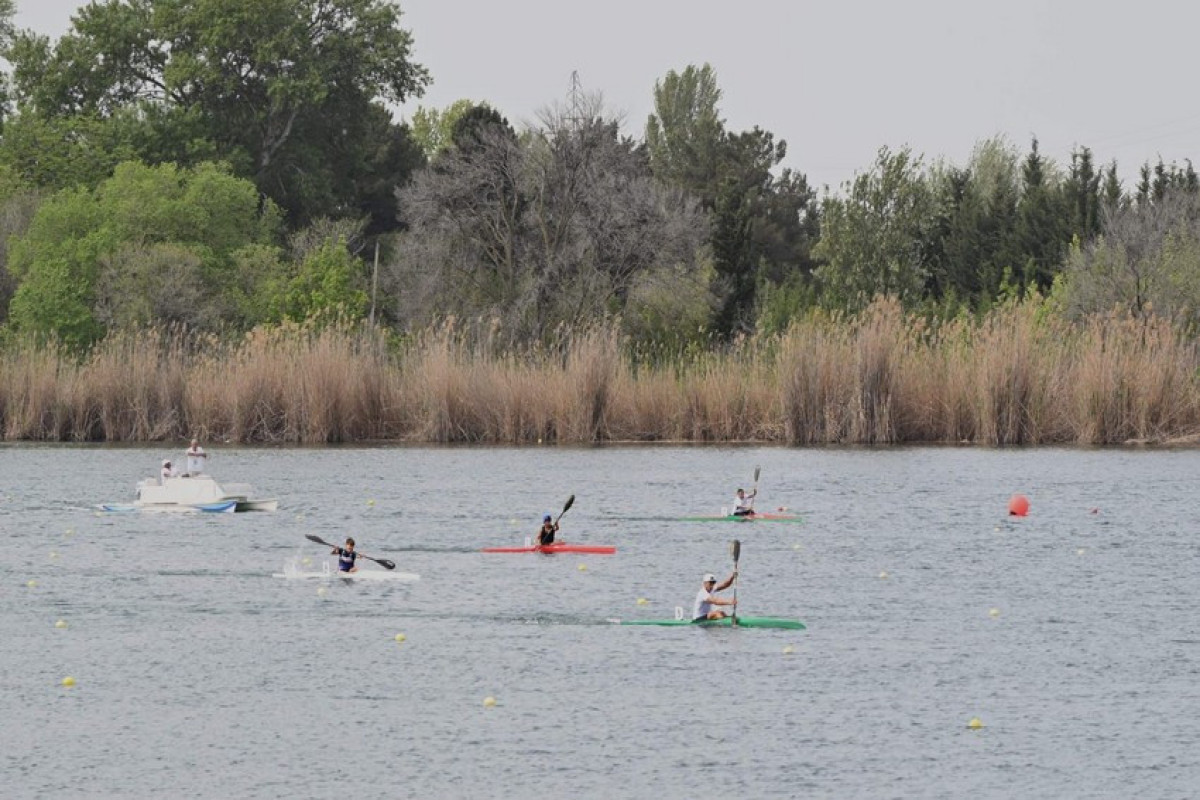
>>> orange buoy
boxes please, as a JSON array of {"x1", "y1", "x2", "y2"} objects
[{"x1": 1008, "y1": 494, "x2": 1030, "y2": 517}]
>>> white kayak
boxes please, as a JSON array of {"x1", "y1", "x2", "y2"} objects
[{"x1": 274, "y1": 562, "x2": 419, "y2": 582}]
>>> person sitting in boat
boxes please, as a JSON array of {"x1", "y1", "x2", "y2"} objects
[
  {"x1": 731, "y1": 488, "x2": 757, "y2": 516},
  {"x1": 536, "y1": 513, "x2": 559, "y2": 547},
  {"x1": 160, "y1": 460, "x2": 177, "y2": 484},
  {"x1": 693, "y1": 572, "x2": 738, "y2": 620},
  {"x1": 331, "y1": 537, "x2": 358, "y2": 573},
  {"x1": 184, "y1": 438, "x2": 207, "y2": 476}
]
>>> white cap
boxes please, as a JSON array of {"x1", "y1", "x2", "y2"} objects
[
  {"x1": 703, "y1": 573, "x2": 717, "y2": 583},
  {"x1": 162, "y1": 460, "x2": 170, "y2": 466}
]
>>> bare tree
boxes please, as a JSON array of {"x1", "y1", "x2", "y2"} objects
[
  {"x1": 1061, "y1": 188, "x2": 1200, "y2": 323},
  {"x1": 387, "y1": 102, "x2": 709, "y2": 341}
]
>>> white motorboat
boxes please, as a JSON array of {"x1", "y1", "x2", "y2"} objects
[{"x1": 100, "y1": 474, "x2": 278, "y2": 513}]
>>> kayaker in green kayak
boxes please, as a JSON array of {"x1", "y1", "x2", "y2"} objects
[
  {"x1": 536, "y1": 513, "x2": 559, "y2": 546},
  {"x1": 731, "y1": 488, "x2": 757, "y2": 517},
  {"x1": 693, "y1": 571, "x2": 738, "y2": 620}
]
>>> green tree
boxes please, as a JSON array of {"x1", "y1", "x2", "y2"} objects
[
  {"x1": 814, "y1": 146, "x2": 933, "y2": 311},
  {"x1": 645, "y1": 63, "x2": 724, "y2": 205},
  {"x1": 5, "y1": 0, "x2": 429, "y2": 227},
  {"x1": 266, "y1": 238, "x2": 368, "y2": 323},
  {"x1": 409, "y1": 99, "x2": 479, "y2": 159},
  {"x1": 1015, "y1": 138, "x2": 1068, "y2": 292},
  {"x1": 6, "y1": 161, "x2": 280, "y2": 348}
]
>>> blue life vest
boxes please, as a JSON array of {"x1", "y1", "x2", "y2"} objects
[{"x1": 338, "y1": 549, "x2": 357, "y2": 571}]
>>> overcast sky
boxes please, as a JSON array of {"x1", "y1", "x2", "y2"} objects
[{"x1": 16, "y1": 0, "x2": 1200, "y2": 193}]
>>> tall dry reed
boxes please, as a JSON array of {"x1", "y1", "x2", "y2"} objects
[{"x1": 3, "y1": 298, "x2": 1200, "y2": 444}]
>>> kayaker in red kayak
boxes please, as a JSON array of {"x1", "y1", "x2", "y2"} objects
[
  {"x1": 731, "y1": 488, "x2": 757, "y2": 517},
  {"x1": 330, "y1": 537, "x2": 359, "y2": 573},
  {"x1": 536, "y1": 513, "x2": 559, "y2": 547},
  {"x1": 693, "y1": 571, "x2": 738, "y2": 620}
]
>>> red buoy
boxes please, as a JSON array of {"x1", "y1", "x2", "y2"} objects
[{"x1": 1008, "y1": 494, "x2": 1030, "y2": 516}]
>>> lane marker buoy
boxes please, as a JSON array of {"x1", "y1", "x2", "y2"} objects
[
  {"x1": 394, "y1": 633, "x2": 406, "y2": 643},
  {"x1": 62, "y1": 676, "x2": 76, "y2": 687},
  {"x1": 483, "y1": 696, "x2": 497, "y2": 707},
  {"x1": 967, "y1": 717, "x2": 983, "y2": 729},
  {"x1": 1008, "y1": 494, "x2": 1030, "y2": 517},
  {"x1": 55, "y1": 619, "x2": 68, "y2": 629}
]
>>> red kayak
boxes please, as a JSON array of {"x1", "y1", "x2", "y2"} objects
[{"x1": 481, "y1": 542, "x2": 616, "y2": 555}]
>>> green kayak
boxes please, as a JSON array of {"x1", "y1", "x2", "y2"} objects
[
  {"x1": 679, "y1": 513, "x2": 803, "y2": 524},
  {"x1": 617, "y1": 616, "x2": 805, "y2": 630}
]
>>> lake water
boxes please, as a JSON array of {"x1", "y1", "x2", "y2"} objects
[{"x1": 1, "y1": 444, "x2": 1197, "y2": 799}]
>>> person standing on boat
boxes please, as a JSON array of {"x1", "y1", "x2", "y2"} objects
[
  {"x1": 331, "y1": 537, "x2": 359, "y2": 573},
  {"x1": 693, "y1": 571, "x2": 738, "y2": 620},
  {"x1": 160, "y1": 460, "x2": 176, "y2": 484},
  {"x1": 536, "y1": 513, "x2": 559, "y2": 547},
  {"x1": 185, "y1": 438, "x2": 207, "y2": 476},
  {"x1": 731, "y1": 488, "x2": 757, "y2": 516}
]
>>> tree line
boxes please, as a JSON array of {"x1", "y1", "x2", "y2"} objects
[{"x1": 1, "y1": 0, "x2": 1198, "y2": 354}]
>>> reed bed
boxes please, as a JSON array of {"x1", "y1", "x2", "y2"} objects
[{"x1": 3, "y1": 298, "x2": 1200, "y2": 444}]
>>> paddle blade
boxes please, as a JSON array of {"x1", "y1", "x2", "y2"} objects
[
  {"x1": 731, "y1": 539, "x2": 741, "y2": 563},
  {"x1": 305, "y1": 533, "x2": 333, "y2": 548},
  {"x1": 753, "y1": 466, "x2": 760, "y2": 484},
  {"x1": 562, "y1": 494, "x2": 575, "y2": 515},
  {"x1": 376, "y1": 557, "x2": 396, "y2": 570}
]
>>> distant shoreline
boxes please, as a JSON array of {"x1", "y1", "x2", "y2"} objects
[{"x1": 4, "y1": 298, "x2": 1199, "y2": 446}]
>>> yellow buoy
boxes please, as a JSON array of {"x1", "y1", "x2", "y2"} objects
[
  {"x1": 792, "y1": 544, "x2": 802, "y2": 551},
  {"x1": 26, "y1": 580, "x2": 37, "y2": 588},
  {"x1": 50, "y1": 551, "x2": 59, "y2": 559},
  {"x1": 62, "y1": 676, "x2": 76, "y2": 687},
  {"x1": 994, "y1": 526, "x2": 1001, "y2": 532},
  {"x1": 316, "y1": 586, "x2": 328, "y2": 597},
  {"x1": 483, "y1": 696, "x2": 497, "y2": 707},
  {"x1": 301, "y1": 557, "x2": 312, "y2": 566},
  {"x1": 367, "y1": 499, "x2": 375, "y2": 506},
  {"x1": 636, "y1": 598, "x2": 648, "y2": 606},
  {"x1": 55, "y1": 619, "x2": 68, "y2": 629},
  {"x1": 783, "y1": 645, "x2": 795, "y2": 655},
  {"x1": 989, "y1": 608, "x2": 1000, "y2": 618},
  {"x1": 577, "y1": 564, "x2": 587, "y2": 571},
  {"x1": 878, "y1": 571, "x2": 889, "y2": 579},
  {"x1": 1077, "y1": 548, "x2": 1086, "y2": 555},
  {"x1": 967, "y1": 717, "x2": 984, "y2": 729},
  {"x1": 65, "y1": 528, "x2": 75, "y2": 536},
  {"x1": 394, "y1": 633, "x2": 406, "y2": 643}
]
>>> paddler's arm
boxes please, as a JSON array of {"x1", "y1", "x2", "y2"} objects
[{"x1": 715, "y1": 571, "x2": 737, "y2": 591}]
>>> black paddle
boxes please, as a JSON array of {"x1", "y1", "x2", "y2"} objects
[
  {"x1": 304, "y1": 533, "x2": 396, "y2": 570},
  {"x1": 554, "y1": 494, "x2": 575, "y2": 525},
  {"x1": 730, "y1": 538, "x2": 741, "y2": 626},
  {"x1": 749, "y1": 466, "x2": 761, "y2": 513}
]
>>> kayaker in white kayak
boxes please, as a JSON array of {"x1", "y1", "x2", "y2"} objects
[
  {"x1": 330, "y1": 537, "x2": 359, "y2": 573},
  {"x1": 731, "y1": 488, "x2": 757, "y2": 516},
  {"x1": 693, "y1": 571, "x2": 738, "y2": 620},
  {"x1": 160, "y1": 460, "x2": 177, "y2": 483},
  {"x1": 536, "y1": 513, "x2": 559, "y2": 547}
]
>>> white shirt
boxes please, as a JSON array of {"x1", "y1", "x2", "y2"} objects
[
  {"x1": 161, "y1": 466, "x2": 175, "y2": 483},
  {"x1": 692, "y1": 587, "x2": 716, "y2": 620},
  {"x1": 732, "y1": 494, "x2": 752, "y2": 513},
  {"x1": 186, "y1": 445, "x2": 207, "y2": 475}
]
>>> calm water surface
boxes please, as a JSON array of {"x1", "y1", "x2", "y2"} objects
[{"x1": 1, "y1": 444, "x2": 1198, "y2": 799}]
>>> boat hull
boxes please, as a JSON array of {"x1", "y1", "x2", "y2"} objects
[
  {"x1": 482, "y1": 543, "x2": 616, "y2": 554},
  {"x1": 617, "y1": 616, "x2": 805, "y2": 629},
  {"x1": 274, "y1": 569, "x2": 420, "y2": 582},
  {"x1": 679, "y1": 513, "x2": 803, "y2": 523},
  {"x1": 102, "y1": 474, "x2": 276, "y2": 513}
]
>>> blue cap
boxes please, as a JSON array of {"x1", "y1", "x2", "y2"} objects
[{"x1": 543, "y1": 514, "x2": 553, "y2": 522}]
